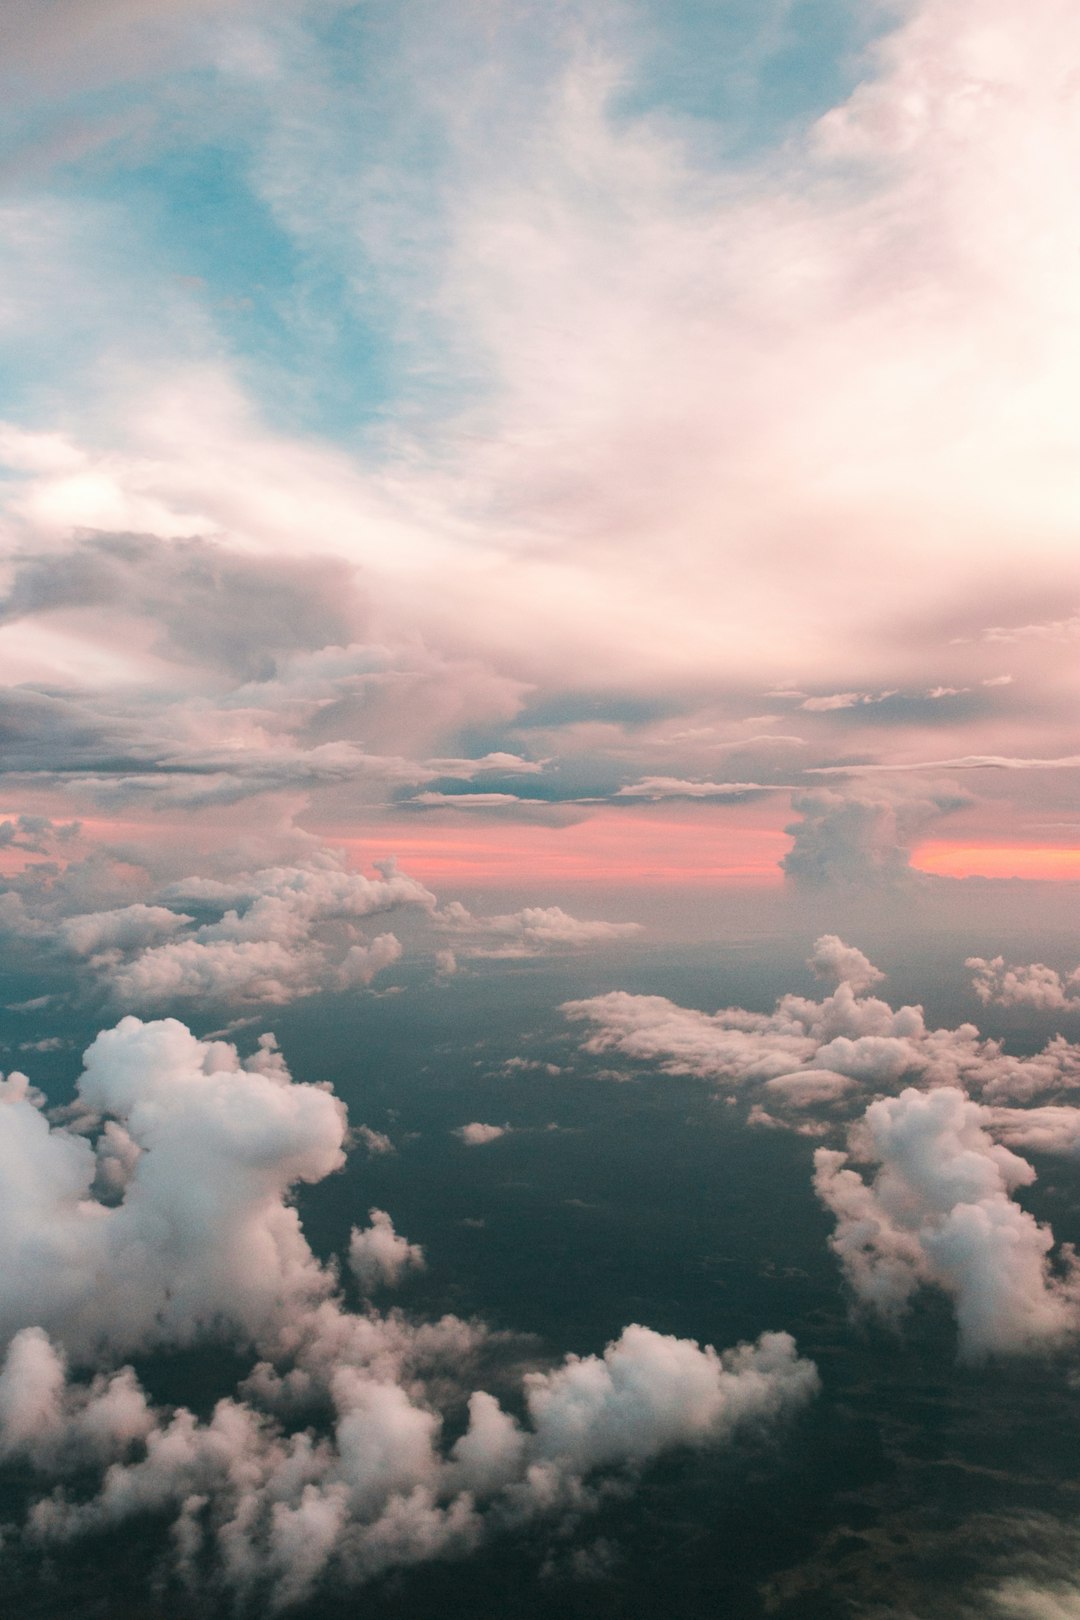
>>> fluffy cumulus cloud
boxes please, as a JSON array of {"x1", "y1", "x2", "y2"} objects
[
  {"x1": 0, "y1": 847, "x2": 643, "y2": 1012},
  {"x1": 565, "y1": 937, "x2": 1080, "y2": 1110},
  {"x1": 0, "y1": 1018, "x2": 346, "y2": 1356},
  {"x1": 567, "y1": 935, "x2": 1080, "y2": 1356},
  {"x1": 970, "y1": 956, "x2": 1080, "y2": 1012},
  {"x1": 813, "y1": 1088, "x2": 1080, "y2": 1358},
  {"x1": 0, "y1": 1015, "x2": 818, "y2": 1604},
  {"x1": 781, "y1": 786, "x2": 969, "y2": 888},
  {"x1": 348, "y1": 1209, "x2": 426, "y2": 1293},
  {"x1": 808, "y1": 934, "x2": 886, "y2": 996}
]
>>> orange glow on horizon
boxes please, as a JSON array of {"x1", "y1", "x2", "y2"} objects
[
  {"x1": 915, "y1": 841, "x2": 1080, "y2": 880},
  {"x1": 333, "y1": 809, "x2": 789, "y2": 886}
]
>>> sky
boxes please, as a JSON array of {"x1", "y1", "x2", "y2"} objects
[{"x1": 3, "y1": 2, "x2": 1080, "y2": 1617}]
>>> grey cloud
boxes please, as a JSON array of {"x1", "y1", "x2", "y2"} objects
[
  {"x1": 0, "y1": 533, "x2": 364, "y2": 681},
  {"x1": 969, "y1": 956, "x2": 1080, "y2": 1013},
  {"x1": 781, "y1": 784, "x2": 969, "y2": 887},
  {"x1": 434, "y1": 901, "x2": 642, "y2": 960},
  {"x1": 614, "y1": 778, "x2": 779, "y2": 801}
]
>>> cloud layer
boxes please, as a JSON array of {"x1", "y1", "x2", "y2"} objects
[
  {"x1": 0, "y1": 1012, "x2": 818, "y2": 1604},
  {"x1": 567, "y1": 935, "x2": 1080, "y2": 1356}
]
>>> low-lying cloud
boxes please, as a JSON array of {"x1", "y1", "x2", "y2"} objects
[{"x1": 0, "y1": 1014, "x2": 818, "y2": 1605}]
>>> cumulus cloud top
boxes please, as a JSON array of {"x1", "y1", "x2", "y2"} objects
[
  {"x1": 567, "y1": 936, "x2": 1080, "y2": 1356},
  {"x1": 0, "y1": 1012, "x2": 819, "y2": 1604},
  {"x1": 814, "y1": 1087, "x2": 1080, "y2": 1359},
  {"x1": 565, "y1": 936, "x2": 1080, "y2": 1110},
  {"x1": 970, "y1": 956, "x2": 1080, "y2": 1012},
  {"x1": 348, "y1": 1210, "x2": 426, "y2": 1293},
  {"x1": 0, "y1": 1017, "x2": 346, "y2": 1356}
]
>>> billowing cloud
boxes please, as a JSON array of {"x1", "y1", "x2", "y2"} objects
[
  {"x1": 808, "y1": 934, "x2": 886, "y2": 996},
  {"x1": 0, "y1": 1014, "x2": 818, "y2": 1604},
  {"x1": 565, "y1": 936, "x2": 1080, "y2": 1110},
  {"x1": 348, "y1": 1210, "x2": 426, "y2": 1293},
  {"x1": 970, "y1": 956, "x2": 1080, "y2": 1012},
  {"x1": 569, "y1": 934, "x2": 1080, "y2": 1356},
  {"x1": 814, "y1": 1087, "x2": 1080, "y2": 1358},
  {"x1": 781, "y1": 785, "x2": 969, "y2": 888}
]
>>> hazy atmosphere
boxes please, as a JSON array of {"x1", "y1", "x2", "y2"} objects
[{"x1": 2, "y1": 2, "x2": 1080, "y2": 1615}]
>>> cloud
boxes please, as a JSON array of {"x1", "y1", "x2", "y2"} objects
[
  {"x1": 0, "y1": 1018, "x2": 345, "y2": 1357},
  {"x1": 518, "y1": 1325, "x2": 818, "y2": 1475},
  {"x1": 762, "y1": 1070, "x2": 859, "y2": 1106},
  {"x1": 814, "y1": 1087, "x2": 1080, "y2": 1359},
  {"x1": 56, "y1": 856, "x2": 431, "y2": 1010},
  {"x1": 409, "y1": 792, "x2": 525, "y2": 808},
  {"x1": 454, "y1": 1122, "x2": 509, "y2": 1146},
  {"x1": 59, "y1": 902, "x2": 192, "y2": 958},
  {"x1": 614, "y1": 779, "x2": 776, "y2": 800},
  {"x1": 565, "y1": 937, "x2": 1080, "y2": 1109},
  {"x1": 781, "y1": 785, "x2": 969, "y2": 887},
  {"x1": 355, "y1": 1125, "x2": 395, "y2": 1157},
  {"x1": 433, "y1": 902, "x2": 642, "y2": 960},
  {"x1": 969, "y1": 956, "x2": 1080, "y2": 1012},
  {"x1": 0, "y1": 1012, "x2": 818, "y2": 1603},
  {"x1": 348, "y1": 1210, "x2": 426, "y2": 1292},
  {"x1": 0, "y1": 532, "x2": 365, "y2": 682},
  {"x1": 2, "y1": 0, "x2": 1080, "y2": 889},
  {"x1": 808, "y1": 934, "x2": 886, "y2": 995},
  {"x1": 982, "y1": 616, "x2": 1080, "y2": 645},
  {"x1": 809, "y1": 757, "x2": 1080, "y2": 775}
]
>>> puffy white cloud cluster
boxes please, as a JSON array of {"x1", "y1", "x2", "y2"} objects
[
  {"x1": 433, "y1": 902, "x2": 642, "y2": 960},
  {"x1": 567, "y1": 936, "x2": 1080, "y2": 1356},
  {"x1": 0, "y1": 1015, "x2": 818, "y2": 1604},
  {"x1": 0, "y1": 1018, "x2": 346, "y2": 1357},
  {"x1": 565, "y1": 938, "x2": 1080, "y2": 1113},
  {"x1": 814, "y1": 1088, "x2": 1080, "y2": 1358},
  {"x1": 85, "y1": 857, "x2": 431, "y2": 1009},
  {"x1": 0, "y1": 845, "x2": 644, "y2": 1012},
  {"x1": 60, "y1": 902, "x2": 193, "y2": 958},
  {"x1": 28, "y1": 856, "x2": 430, "y2": 1011},
  {"x1": 970, "y1": 956, "x2": 1080, "y2": 1012}
]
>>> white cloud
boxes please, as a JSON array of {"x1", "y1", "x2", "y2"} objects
[
  {"x1": 348, "y1": 1210, "x2": 425, "y2": 1293},
  {"x1": 782, "y1": 785, "x2": 968, "y2": 887},
  {"x1": 763, "y1": 1070, "x2": 859, "y2": 1107},
  {"x1": 0, "y1": 1013, "x2": 818, "y2": 1603},
  {"x1": 454, "y1": 1122, "x2": 509, "y2": 1146},
  {"x1": 969, "y1": 956, "x2": 1080, "y2": 1012},
  {"x1": 814, "y1": 1087, "x2": 1080, "y2": 1358},
  {"x1": 355, "y1": 1125, "x2": 395, "y2": 1157},
  {"x1": 0, "y1": 1017, "x2": 345, "y2": 1358},
  {"x1": 59, "y1": 903, "x2": 193, "y2": 958},
  {"x1": 565, "y1": 937, "x2": 1080, "y2": 1111},
  {"x1": 808, "y1": 934, "x2": 886, "y2": 995}
]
